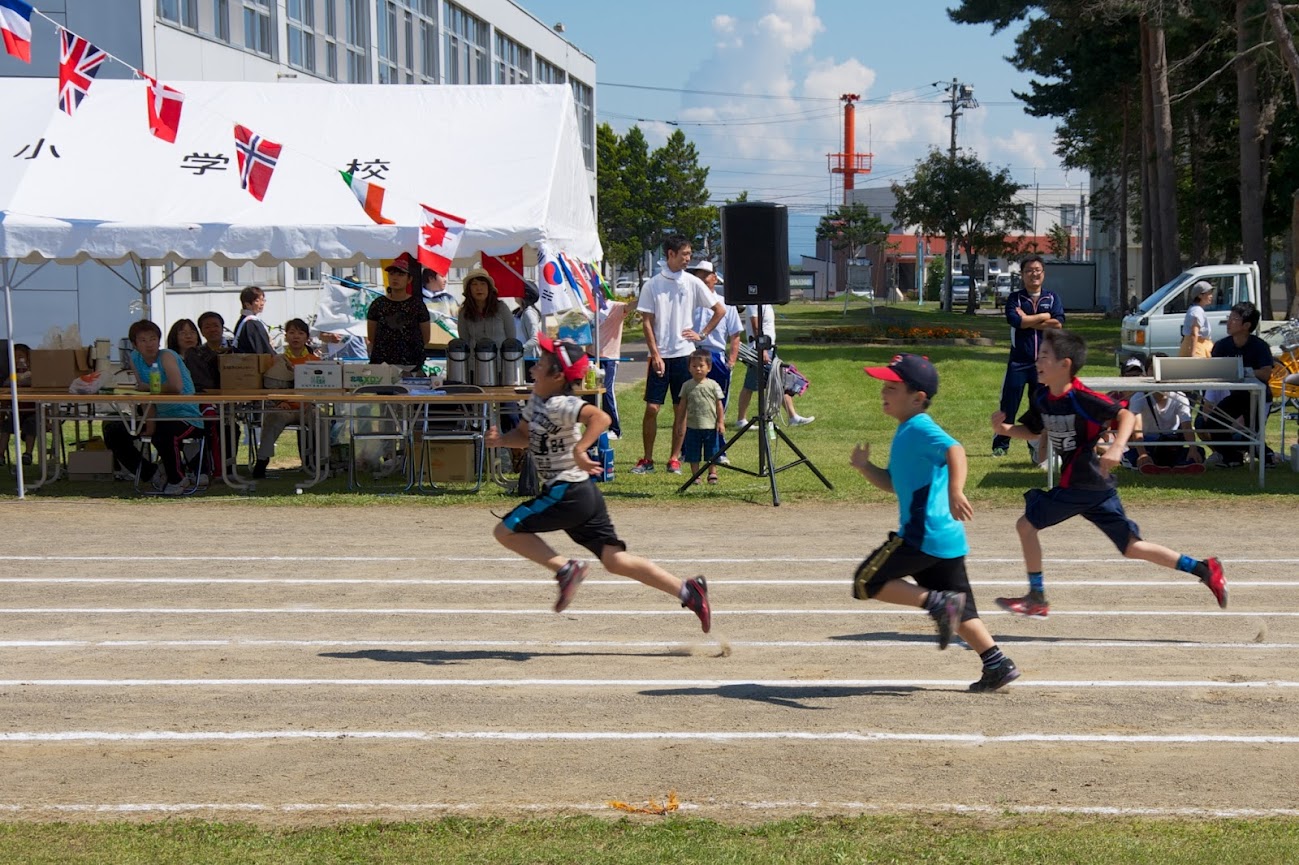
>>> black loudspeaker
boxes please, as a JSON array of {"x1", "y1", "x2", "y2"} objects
[{"x1": 721, "y1": 202, "x2": 790, "y2": 305}]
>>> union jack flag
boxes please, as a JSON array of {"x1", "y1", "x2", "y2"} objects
[
  {"x1": 57, "y1": 27, "x2": 107, "y2": 116},
  {"x1": 233, "y1": 124, "x2": 282, "y2": 202}
]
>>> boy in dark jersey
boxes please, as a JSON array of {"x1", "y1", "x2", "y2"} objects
[
  {"x1": 990, "y1": 329, "x2": 1227, "y2": 617},
  {"x1": 487, "y1": 336, "x2": 711, "y2": 632}
]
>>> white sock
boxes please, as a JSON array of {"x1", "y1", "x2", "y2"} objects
[{"x1": 677, "y1": 583, "x2": 691, "y2": 602}]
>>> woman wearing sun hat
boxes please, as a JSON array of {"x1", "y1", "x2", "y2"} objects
[{"x1": 457, "y1": 265, "x2": 517, "y2": 348}]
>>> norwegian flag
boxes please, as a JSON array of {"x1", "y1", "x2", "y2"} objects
[
  {"x1": 233, "y1": 124, "x2": 282, "y2": 202},
  {"x1": 143, "y1": 75, "x2": 185, "y2": 144},
  {"x1": 57, "y1": 27, "x2": 107, "y2": 116}
]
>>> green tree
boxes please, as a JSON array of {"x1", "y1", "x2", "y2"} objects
[
  {"x1": 595, "y1": 123, "x2": 636, "y2": 275},
  {"x1": 1046, "y1": 223, "x2": 1072, "y2": 258},
  {"x1": 815, "y1": 202, "x2": 892, "y2": 259},
  {"x1": 892, "y1": 150, "x2": 1027, "y2": 313},
  {"x1": 651, "y1": 129, "x2": 712, "y2": 252},
  {"x1": 619, "y1": 126, "x2": 665, "y2": 282}
]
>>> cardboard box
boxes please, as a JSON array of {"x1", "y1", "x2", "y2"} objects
[
  {"x1": 28, "y1": 348, "x2": 91, "y2": 389},
  {"x1": 218, "y1": 354, "x2": 276, "y2": 391},
  {"x1": 416, "y1": 441, "x2": 478, "y2": 483},
  {"x1": 67, "y1": 450, "x2": 115, "y2": 481},
  {"x1": 294, "y1": 360, "x2": 344, "y2": 389},
  {"x1": 343, "y1": 362, "x2": 402, "y2": 391}
]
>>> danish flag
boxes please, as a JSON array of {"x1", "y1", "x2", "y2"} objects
[
  {"x1": 57, "y1": 28, "x2": 107, "y2": 116},
  {"x1": 233, "y1": 124, "x2": 282, "y2": 202},
  {"x1": 143, "y1": 75, "x2": 185, "y2": 144}
]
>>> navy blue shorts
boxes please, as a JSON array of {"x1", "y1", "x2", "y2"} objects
[
  {"x1": 644, "y1": 355, "x2": 692, "y2": 406},
  {"x1": 853, "y1": 533, "x2": 979, "y2": 620},
  {"x1": 681, "y1": 427, "x2": 719, "y2": 463},
  {"x1": 1023, "y1": 486, "x2": 1141, "y2": 552},
  {"x1": 501, "y1": 478, "x2": 626, "y2": 558}
]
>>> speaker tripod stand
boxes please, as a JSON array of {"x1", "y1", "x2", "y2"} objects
[{"x1": 677, "y1": 322, "x2": 832, "y2": 506}]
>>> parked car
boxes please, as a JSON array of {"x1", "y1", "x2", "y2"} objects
[
  {"x1": 951, "y1": 275, "x2": 974, "y2": 304},
  {"x1": 995, "y1": 274, "x2": 1013, "y2": 303},
  {"x1": 613, "y1": 279, "x2": 638, "y2": 297}
]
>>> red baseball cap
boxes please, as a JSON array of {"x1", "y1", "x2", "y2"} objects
[
  {"x1": 537, "y1": 335, "x2": 590, "y2": 383},
  {"x1": 385, "y1": 251, "x2": 416, "y2": 273},
  {"x1": 864, "y1": 353, "x2": 939, "y2": 397}
]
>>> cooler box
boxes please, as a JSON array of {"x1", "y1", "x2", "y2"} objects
[
  {"x1": 294, "y1": 360, "x2": 344, "y2": 389},
  {"x1": 67, "y1": 450, "x2": 115, "y2": 481},
  {"x1": 416, "y1": 441, "x2": 478, "y2": 483},
  {"x1": 218, "y1": 354, "x2": 275, "y2": 390}
]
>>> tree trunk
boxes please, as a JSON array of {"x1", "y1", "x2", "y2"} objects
[
  {"x1": 1147, "y1": 17, "x2": 1181, "y2": 285},
  {"x1": 1189, "y1": 105, "x2": 1209, "y2": 263},
  {"x1": 1119, "y1": 85, "x2": 1131, "y2": 312},
  {"x1": 1140, "y1": 19, "x2": 1157, "y2": 298},
  {"x1": 1238, "y1": 0, "x2": 1269, "y2": 316},
  {"x1": 1293, "y1": 192, "x2": 1299, "y2": 318}
]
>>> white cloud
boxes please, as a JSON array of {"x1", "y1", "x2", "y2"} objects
[
  {"x1": 712, "y1": 14, "x2": 736, "y2": 34},
  {"x1": 803, "y1": 58, "x2": 875, "y2": 100}
]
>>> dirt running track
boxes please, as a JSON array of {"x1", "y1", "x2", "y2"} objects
[{"x1": 1, "y1": 499, "x2": 1297, "y2": 825}]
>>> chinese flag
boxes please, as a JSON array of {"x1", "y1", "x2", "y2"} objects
[
  {"x1": 144, "y1": 75, "x2": 184, "y2": 144},
  {"x1": 483, "y1": 248, "x2": 526, "y2": 298}
]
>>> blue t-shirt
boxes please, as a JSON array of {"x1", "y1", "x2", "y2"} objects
[
  {"x1": 888, "y1": 412, "x2": 968, "y2": 558},
  {"x1": 132, "y1": 348, "x2": 201, "y2": 419}
]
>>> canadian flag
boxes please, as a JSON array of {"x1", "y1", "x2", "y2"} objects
[
  {"x1": 143, "y1": 75, "x2": 184, "y2": 144},
  {"x1": 482, "y1": 248, "x2": 526, "y2": 298},
  {"x1": 417, "y1": 204, "x2": 467, "y2": 276}
]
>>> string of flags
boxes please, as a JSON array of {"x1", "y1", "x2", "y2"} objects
[{"x1": 2, "y1": 0, "x2": 605, "y2": 290}]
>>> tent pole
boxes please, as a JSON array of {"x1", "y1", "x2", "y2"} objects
[{"x1": 3, "y1": 259, "x2": 26, "y2": 499}]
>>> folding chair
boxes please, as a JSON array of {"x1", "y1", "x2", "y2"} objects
[
  {"x1": 411, "y1": 384, "x2": 486, "y2": 493},
  {"x1": 1269, "y1": 346, "x2": 1299, "y2": 454},
  {"x1": 346, "y1": 384, "x2": 412, "y2": 491},
  {"x1": 133, "y1": 423, "x2": 209, "y2": 496}
]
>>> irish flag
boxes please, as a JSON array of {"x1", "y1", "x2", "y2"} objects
[{"x1": 340, "y1": 170, "x2": 394, "y2": 225}]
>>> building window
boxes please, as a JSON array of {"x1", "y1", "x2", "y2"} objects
[
  {"x1": 286, "y1": 0, "x2": 316, "y2": 72},
  {"x1": 190, "y1": 266, "x2": 207, "y2": 285},
  {"x1": 158, "y1": 0, "x2": 199, "y2": 29},
  {"x1": 222, "y1": 266, "x2": 240, "y2": 284},
  {"x1": 1059, "y1": 203, "x2": 1076, "y2": 228},
  {"x1": 418, "y1": 10, "x2": 437, "y2": 82},
  {"x1": 571, "y1": 78, "x2": 593, "y2": 170},
  {"x1": 494, "y1": 31, "x2": 531, "y2": 84},
  {"x1": 322, "y1": 0, "x2": 338, "y2": 80},
  {"x1": 243, "y1": 0, "x2": 274, "y2": 57},
  {"x1": 295, "y1": 265, "x2": 321, "y2": 283},
  {"x1": 377, "y1": 0, "x2": 398, "y2": 83},
  {"x1": 535, "y1": 56, "x2": 565, "y2": 85},
  {"x1": 213, "y1": 0, "x2": 230, "y2": 41},
  {"x1": 345, "y1": 0, "x2": 370, "y2": 83},
  {"x1": 443, "y1": 1, "x2": 488, "y2": 85}
]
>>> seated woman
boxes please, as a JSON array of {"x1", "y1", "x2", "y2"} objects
[
  {"x1": 103, "y1": 320, "x2": 203, "y2": 495},
  {"x1": 253, "y1": 318, "x2": 320, "y2": 479},
  {"x1": 167, "y1": 318, "x2": 218, "y2": 481},
  {"x1": 0, "y1": 343, "x2": 36, "y2": 466},
  {"x1": 458, "y1": 267, "x2": 517, "y2": 350}
]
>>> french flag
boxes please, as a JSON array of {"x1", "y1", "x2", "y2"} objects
[{"x1": 1, "y1": 0, "x2": 33, "y2": 63}]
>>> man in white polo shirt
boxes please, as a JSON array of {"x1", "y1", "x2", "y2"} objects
[{"x1": 633, "y1": 235, "x2": 726, "y2": 474}]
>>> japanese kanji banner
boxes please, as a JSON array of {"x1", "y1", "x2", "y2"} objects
[{"x1": 0, "y1": 79, "x2": 601, "y2": 266}]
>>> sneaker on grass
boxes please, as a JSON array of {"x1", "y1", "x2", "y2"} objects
[
  {"x1": 630, "y1": 459, "x2": 655, "y2": 474},
  {"x1": 666, "y1": 458, "x2": 682, "y2": 474}
]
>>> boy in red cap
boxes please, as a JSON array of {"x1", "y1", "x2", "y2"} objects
[
  {"x1": 857, "y1": 353, "x2": 1019, "y2": 692},
  {"x1": 487, "y1": 336, "x2": 712, "y2": 632}
]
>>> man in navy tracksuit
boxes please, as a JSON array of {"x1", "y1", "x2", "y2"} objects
[{"x1": 992, "y1": 255, "x2": 1066, "y2": 457}]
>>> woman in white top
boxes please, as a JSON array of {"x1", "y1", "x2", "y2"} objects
[{"x1": 1180, "y1": 281, "x2": 1215, "y2": 357}]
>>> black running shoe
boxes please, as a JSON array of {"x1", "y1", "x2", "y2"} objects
[
  {"x1": 969, "y1": 658, "x2": 1021, "y2": 693},
  {"x1": 682, "y1": 576, "x2": 711, "y2": 633},
  {"x1": 931, "y1": 590, "x2": 966, "y2": 650}
]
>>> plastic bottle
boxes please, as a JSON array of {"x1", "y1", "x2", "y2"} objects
[
  {"x1": 148, "y1": 362, "x2": 162, "y2": 395},
  {"x1": 583, "y1": 364, "x2": 598, "y2": 392}
]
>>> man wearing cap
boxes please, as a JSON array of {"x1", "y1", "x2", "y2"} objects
[
  {"x1": 993, "y1": 255, "x2": 1065, "y2": 457},
  {"x1": 633, "y1": 235, "x2": 726, "y2": 475},
  {"x1": 367, "y1": 251, "x2": 431, "y2": 369},
  {"x1": 686, "y1": 259, "x2": 743, "y2": 458}
]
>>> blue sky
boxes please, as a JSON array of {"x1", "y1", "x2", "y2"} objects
[{"x1": 522, "y1": 0, "x2": 1086, "y2": 260}]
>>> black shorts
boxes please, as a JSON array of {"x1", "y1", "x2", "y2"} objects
[
  {"x1": 501, "y1": 478, "x2": 626, "y2": 558},
  {"x1": 1024, "y1": 486, "x2": 1141, "y2": 553},
  {"x1": 853, "y1": 533, "x2": 979, "y2": 621},
  {"x1": 644, "y1": 355, "x2": 692, "y2": 406}
]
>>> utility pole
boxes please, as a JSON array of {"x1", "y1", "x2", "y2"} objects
[{"x1": 939, "y1": 79, "x2": 977, "y2": 310}]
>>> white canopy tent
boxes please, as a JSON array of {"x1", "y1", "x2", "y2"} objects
[{"x1": 2, "y1": 78, "x2": 601, "y2": 496}]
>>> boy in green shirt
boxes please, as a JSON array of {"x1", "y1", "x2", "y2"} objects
[{"x1": 679, "y1": 350, "x2": 726, "y2": 484}]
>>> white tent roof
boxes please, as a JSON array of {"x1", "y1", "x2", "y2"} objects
[{"x1": 0, "y1": 79, "x2": 600, "y2": 266}]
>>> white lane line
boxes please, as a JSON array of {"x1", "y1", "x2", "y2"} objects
[
  {"x1": 0, "y1": 607, "x2": 1293, "y2": 617},
  {"x1": 2, "y1": 677, "x2": 1297, "y2": 688},
  {"x1": 2, "y1": 638, "x2": 1295, "y2": 650},
  {"x1": 0, "y1": 801, "x2": 1295, "y2": 818},
  {"x1": 1, "y1": 554, "x2": 1296, "y2": 565},
  {"x1": 2, "y1": 577, "x2": 1297, "y2": 587},
  {"x1": 2, "y1": 730, "x2": 1298, "y2": 745}
]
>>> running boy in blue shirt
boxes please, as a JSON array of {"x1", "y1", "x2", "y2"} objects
[
  {"x1": 855, "y1": 354, "x2": 1020, "y2": 692},
  {"x1": 990, "y1": 329, "x2": 1227, "y2": 617},
  {"x1": 487, "y1": 336, "x2": 712, "y2": 632}
]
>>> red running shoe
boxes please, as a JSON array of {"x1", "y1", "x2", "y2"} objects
[
  {"x1": 682, "y1": 576, "x2": 711, "y2": 633},
  {"x1": 1203, "y1": 557, "x2": 1228, "y2": 608},
  {"x1": 554, "y1": 559, "x2": 588, "y2": 613},
  {"x1": 995, "y1": 594, "x2": 1050, "y2": 618},
  {"x1": 666, "y1": 458, "x2": 683, "y2": 474}
]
